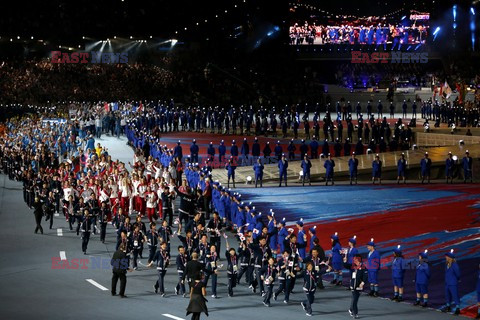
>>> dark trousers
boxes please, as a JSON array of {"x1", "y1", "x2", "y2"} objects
[
  {"x1": 255, "y1": 175, "x2": 263, "y2": 188},
  {"x1": 112, "y1": 271, "x2": 126, "y2": 295},
  {"x1": 227, "y1": 274, "x2": 237, "y2": 295},
  {"x1": 132, "y1": 248, "x2": 140, "y2": 268},
  {"x1": 237, "y1": 265, "x2": 251, "y2": 284},
  {"x1": 350, "y1": 290, "x2": 360, "y2": 315},
  {"x1": 45, "y1": 211, "x2": 54, "y2": 229},
  {"x1": 279, "y1": 173, "x2": 287, "y2": 186},
  {"x1": 34, "y1": 215, "x2": 43, "y2": 234},
  {"x1": 204, "y1": 196, "x2": 211, "y2": 220},
  {"x1": 163, "y1": 208, "x2": 173, "y2": 226},
  {"x1": 303, "y1": 291, "x2": 315, "y2": 314},
  {"x1": 176, "y1": 272, "x2": 186, "y2": 295},
  {"x1": 82, "y1": 232, "x2": 90, "y2": 253},
  {"x1": 148, "y1": 246, "x2": 157, "y2": 263},
  {"x1": 191, "y1": 313, "x2": 200, "y2": 320},
  {"x1": 100, "y1": 222, "x2": 107, "y2": 242},
  {"x1": 275, "y1": 278, "x2": 292, "y2": 301},
  {"x1": 155, "y1": 270, "x2": 167, "y2": 294},
  {"x1": 264, "y1": 284, "x2": 274, "y2": 304},
  {"x1": 255, "y1": 267, "x2": 265, "y2": 293},
  {"x1": 204, "y1": 272, "x2": 217, "y2": 295}
]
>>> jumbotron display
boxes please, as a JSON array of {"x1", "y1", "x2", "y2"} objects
[{"x1": 289, "y1": 7, "x2": 430, "y2": 46}]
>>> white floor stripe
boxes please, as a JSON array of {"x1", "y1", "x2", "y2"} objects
[
  {"x1": 59, "y1": 251, "x2": 66, "y2": 260},
  {"x1": 54, "y1": 213, "x2": 60, "y2": 217},
  {"x1": 162, "y1": 314, "x2": 185, "y2": 320},
  {"x1": 57, "y1": 228, "x2": 63, "y2": 236},
  {"x1": 86, "y1": 279, "x2": 109, "y2": 291}
]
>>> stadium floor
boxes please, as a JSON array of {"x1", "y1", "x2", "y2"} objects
[{"x1": 0, "y1": 135, "x2": 476, "y2": 320}]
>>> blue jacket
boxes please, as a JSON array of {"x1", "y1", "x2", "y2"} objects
[
  {"x1": 301, "y1": 160, "x2": 312, "y2": 174},
  {"x1": 252, "y1": 142, "x2": 260, "y2": 156},
  {"x1": 367, "y1": 250, "x2": 381, "y2": 271},
  {"x1": 86, "y1": 138, "x2": 95, "y2": 151},
  {"x1": 420, "y1": 158, "x2": 431, "y2": 173},
  {"x1": 445, "y1": 262, "x2": 461, "y2": 286},
  {"x1": 372, "y1": 160, "x2": 382, "y2": 175},
  {"x1": 190, "y1": 144, "x2": 199, "y2": 155},
  {"x1": 297, "y1": 230, "x2": 307, "y2": 259},
  {"x1": 331, "y1": 242, "x2": 343, "y2": 264},
  {"x1": 226, "y1": 164, "x2": 236, "y2": 176},
  {"x1": 231, "y1": 145, "x2": 239, "y2": 157},
  {"x1": 310, "y1": 141, "x2": 319, "y2": 153},
  {"x1": 397, "y1": 159, "x2": 406, "y2": 172},
  {"x1": 415, "y1": 261, "x2": 430, "y2": 285},
  {"x1": 207, "y1": 145, "x2": 215, "y2": 156},
  {"x1": 241, "y1": 142, "x2": 249, "y2": 156},
  {"x1": 218, "y1": 145, "x2": 226, "y2": 156},
  {"x1": 463, "y1": 156, "x2": 472, "y2": 171},
  {"x1": 324, "y1": 159, "x2": 335, "y2": 176},
  {"x1": 173, "y1": 145, "x2": 183, "y2": 159},
  {"x1": 277, "y1": 228, "x2": 288, "y2": 253},
  {"x1": 274, "y1": 145, "x2": 283, "y2": 157},
  {"x1": 445, "y1": 158, "x2": 454, "y2": 175},
  {"x1": 253, "y1": 163, "x2": 264, "y2": 176},
  {"x1": 346, "y1": 247, "x2": 358, "y2": 265},
  {"x1": 278, "y1": 160, "x2": 288, "y2": 173},
  {"x1": 392, "y1": 257, "x2": 406, "y2": 279},
  {"x1": 349, "y1": 158, "x2": 358, "y2": 173}
]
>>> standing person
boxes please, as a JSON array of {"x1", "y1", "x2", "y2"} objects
[
  {"x1": 185, "y1": 252, "x2": 204, "y2": 290},
  {"x1": 81, "y1": 210, "x2": 92, "y2": 254},
  {"x1": 111, "y1": 243, "x2": 132, "y2": 298},
  {"x1": 253, "y1": 158, "x2": 264, "y2": 188},
  {"x1": 225, "y1": 239, "x2": 238, "y2": 297},
  {"x1": 190, "y1": 139, "x2": 199, "y2": 163},
  {"x1": 366, "y1": 238, "x2": 380, "y2": 297},
  {"x1": 330, "y1": 232, "x2": 343, "y2": 286},
  {"x1": 99, "y1": 202, "x2": 110, "y2": 243},
  {"x1": 442, "y1": 250, "x2": 461, "y2": 315},
  {"x1": 32, "y1": 196, "x2": 44, "y2": 234},
  {"x1": 445, "y1": 152, "x2": 454, "y2": 184},
  {"x1": 301, "y1": 261, "x2": 331, "y2": 316},
  {"x1": 463, "y1": 150, "x2": 473, "y2": 183},
  {"x1": 348, "y1": 153, "x2": 358, "y2": 185},
  {"x1": 344, "y1": 236, "x2": 358, "y2": 279},
  {"x1": 278, "y1": 154, "x2": 288, "y2": 187},
  {"x1": 204, "y1": 245, "x2": 219, "y2": 298},
  {"x1": 391, "y1": 245, "x2": 406, "y2": 302},
  {"x1": 414, "y1": 250, "x2": 430, "y2": 307},
  {"x1": 149, "y1": 241, "x2": 170, "y2": 297},
  {"x1": 397, "y1": 153, "x2": 407, "y2": 184},
  {"x1": 186, "y1": 273, "x2": 208, "y2": 320},
  {"x1": 260, "y1": 256, "x2": 278, "y2": 307},
  {"x1": 146, "y1": 222, "x2": 159, "y2": 264},
  {"x1": 372, "y1": 154, "x2": 382, "y2": 185},
  {"x1": 301, "y1": 155, "x2": 312, "y2": 186},
  {"x1": 420, "y1": 152, "x2": 432, "y2": 184},
  {"x1": 226, "y1": 158, "x2": 236, "y2": 188},
  {"x1": 324, "y1": 153, "x2": 335, "y2": 186},
  {"x1": 274, "y1": 250, "x2": 295, "y2": 303},
  {"x1": 349, "y1": 254, "x2": 367, "y2": 319},
  {"x1": 176, "y1": 245, "x2": 188, "y2": 297}
]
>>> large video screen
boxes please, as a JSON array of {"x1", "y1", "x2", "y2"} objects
[{"x1": 289, "y1": 6, "x2": 430, "y2": 46}]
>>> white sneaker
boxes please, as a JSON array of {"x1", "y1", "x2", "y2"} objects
[{"x1": 349, "y1": 309, "x2": 353, "y2": 317}]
